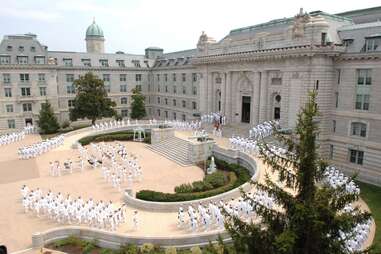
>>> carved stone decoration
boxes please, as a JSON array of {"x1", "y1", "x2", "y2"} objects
[
  {"x1": 197, "y1": 31, "x2": 216, "y2": 52},
  {"x1": 238, "y1": 72, "x2": 253, "y2": 93},
  {"x1": 47, "y1": 57, "x2": 56, "y2": 65},
  {"x1": 291, "y1": 8, "x2": 310, "y2": 39}
]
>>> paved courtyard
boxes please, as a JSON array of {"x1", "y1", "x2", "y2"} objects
[{"x1": 0, "y1": 129, "x2": 375, "y2": 253}]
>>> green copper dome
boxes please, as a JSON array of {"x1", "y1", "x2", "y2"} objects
[{"x1": 86, "y1": 20, "x2": 104, "y2": 37}]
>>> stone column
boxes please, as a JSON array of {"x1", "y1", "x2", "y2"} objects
[
  {"x1": 221, "y1": 72, "x2": 226, "y2": 114},
  {"x1": 252, "y1": 72, "x2": 260, "y2": 125},
  {"x1": 259, "y1": 71, "x2": 268, "y2": 123},
  {"x1": 198, "y1": 68, "x2": 208, "y2": 115},
  {"x1": 207, "y1": 72, "x2": 213, "y2": 113},
  {"x1": 225, "y1": 71, "x2": 232, "y2": 123}
]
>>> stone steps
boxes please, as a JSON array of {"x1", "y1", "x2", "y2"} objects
[{"x1": 148, "y1": 137, "x2": 192, "y2": 166}]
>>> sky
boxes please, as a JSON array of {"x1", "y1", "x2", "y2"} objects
[{"x1": 0, "y1": 0, "x2": 379, "y2": 54}]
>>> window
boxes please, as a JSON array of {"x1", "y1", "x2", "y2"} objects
[
  {"x1": 136, "y1": 85, "x2": 142, "y2": 91},
  {"x1": 173, "y1": 112, "x2": 176, "y2": 120},
  {"x1": 39, "y1": 87, "x2": 47, "y2": 96},
  {"x1": 22, "y1": 103, "x2": 32, "y2": 112},
  {"x1": 0, "y1": 56, "x2": 11, "y2": 64},
  {"x1": 38, "y1": 73, "x2": 45, "y2": 81},
  {"x1": 66, "y1": 85, "x2": 75, "y2": 94},
  {"x1": 332, "y1": 120, "x2": 336, "y2": 133},
  {"x1": 336, "y1": 69, "x2": 341, "y2": 84},
  {"x1": 34, "y1": 56, "x2": 45, "y2": 64},
  {"x1": 121, "y1": 109, "x2": 129, "y2": 117},
  {"x1": 63, "y1": 58, "x2": 73, "y2": 66},
  {"x1": 157, "y1": 74, "x2": 160, "y2": 81},
  {"x1": 21, "y1": 87, "x2": 31, "y2": 96},
  {"x1": 173, "y1": 99, "x2": 177, "y2": 106},
  {"x1": 6, "y1": 104, "x2": 13, "y2": 113},
  {"x1": 165, "y1": 111, "x2": 168, "y2": 118},
  {"x1": 173, "y1": 73, "x2": 176, "y2": 82},
  {"x1": 182, "y1": 114, "x2": 186, "y2": 121},
  {"x1": 192, "y1": 101, "x2": 197, "y2": 110},
  {"x1": 68, "y1": 100, "x2": 75, "y2": 108},
  {"x1": 165, "y1": 98, "x2": 168, "y2": 105},
  {"x1": 351, "y1": 122, "x2": 367, "y2": 137},
  {"x1": 343, "y1": 39, "x2": 353, "y2": 47},
  {"x1": 157, "y1": 97, "x2": 161, "y2": 104},
  {"x1": 116, "y1": 60, "x2": 125, "y2": 67},
  {"x1": 4, "y1": 88, "x2": 12, "y2": 97},
  {"x1": 192, "y1": 86, "x2": 197, "y2": 95},
  {"x1": 66, "y1": 74, "x2": 74, "y2": 82},
  {"x1": 165, "y1": 86, "x2": 168, "y2": 93},
  {"x1": 164, "y1": 74, "x2": 168, "y2": 82},
  {"x1": 215, "y1": 77, "x2": 222, "y2": 84},
  {"x1": 132, "y1": 60, "x2": 141, "y2": 68},
  {"x1": 135, "y1": 74, "x2": 142, "y2": 81},
  {"x1": 329, "y1": 145, "x2": 334, "y2": 159},
  {"x1": 20, "y1": 74, "x2": 29, "y2": 82},
  {"x1": 182, "y1": 73, "x2": 186, "y2": 82},
  {"x1": 17, "y1": 56, "x2": 28, "y2": 64},
  {"x1": 173, "y1": 86, "x2": 177, "y2": 94},
  {"x1": 182, "y1": 100, "x2": 186, "y2": 108},
  {"x1": 364, "y1": 37, "x2": 380, "y2": 52},
  {"x1": 192, "y1": 73, "x2": 197, "y2": 82},
  {"x1": 357, "y1": 69, "x2": 372, "y2": 86},
  {"x1": 315, "y1": 80, "x2": 319, "y2": 90},
  {"x1": 157, "y1": 109, "x2": 161, "y2": 117},
  {"x1": 120, "y1": 74, "x2": 127, "y2": 82},
  {"x1": 271, "y1": 77, "x2": 282, "y2": 85},
  {"x1": 103, "y1": 74, "x2": 110, "y2": 82},
  {"x1": 157, "y1": 85, "x2": 161, "y2": 92},
  {"x1": 99, "y1": 59, "x2": 109, "y2": 67},
  {"x1": 81, "y1": 59, "x2": 91, "y2": 67},
  {"x1": 182, "y1": 86, "x2": 186, "y2": 94},
  {"x1": 120, "y1": 85, "x2": 127, "y2": 92},
  {"x1": 8, "y1": 120, "x2": 15, "y2": 129},
  {"x1": 3, "y1": 74, "x2": 10, "y2": 83},
  {"x1": 121, "y1": 97, "x2": 128, "y2": 104},
  {"x1": 19, "y1": 46, "x2": 24, "y2": 52},
  {"x1": 335, "y1": 92, "x2": 339, "y2": 108},
  {"x1": 105, "y1": 85, "x2": 111, "y2": 93},
  {"x1": 349, "y1": 149, "x2": 364, "y2": 165},
  {"x1": 6, "y1": 46, "x2": 12, "y2": 51},
  {"x1": 355, "y1": 94, "x2": 370, "y2": 110}
]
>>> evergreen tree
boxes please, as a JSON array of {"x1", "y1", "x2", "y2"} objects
[
  {"x1": 38, "y1": 101, "x2": 60, "y2": 134},
  {"x1": 130, "y1": 87, "x2": 146, "y2": 119},
  {"x1": 69, "y1": 72, "x2": 116, "y2": 124},
  {"x1": 225, "y1": 91, "x2": 371, "y2": 254}
]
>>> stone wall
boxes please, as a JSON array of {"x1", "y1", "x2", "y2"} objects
[
  {"x1": 187, "y1": 139, "x2": 215, "y2": 163},
  {"x1": 151, "y1": 127, "x2": 174, "y2": 144}
]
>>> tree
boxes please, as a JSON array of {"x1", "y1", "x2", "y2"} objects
[
  {"x1": 225, "y1": 91, "x2": 371, "y2": 254},
  {"x1": 69, "y1": 72, "x2": 116, "y2": 124},
  {"x1": 130, "y1": 87, "x2": 146, "y2": 119},
  {"x1": 37, "y1": 100, "x2": 60, "y2": 134}
]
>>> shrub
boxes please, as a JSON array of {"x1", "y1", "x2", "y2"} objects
[
  {"x1": 53, "y1": 235, "x2": 83, "y2": 248},
  {"x1": 204, "y1": 171, "x2": 226, "y2": 188},
  {"x1": 140, "y1": 243, "x2": 155, "y2": 253},
  {"x1": 136, "y1": 157, "x2": 251, "y2": 202},
  {"x1": 165, "y1": 246, "x2": 177, "y2": 254},
  {"x1": 119, "y1": 243, "x2": 139, "y2": 254},
  {"x1": 82, "y1": 240, "x2": 97, "y2": 254},
  {"x1": 61, "y1": 120, "x2": 71, "y2": 129},
  {"x1": 190, "y1": 246, "x2": 202, "y2": 254},
  {"x1": 192, "y1": 181, "x2": 206, "y2": 192},
  {"x1": 78, "y1": 131, "x2": 151, "y2": 146},
  {"x1": 174, "y1": 183, "x2": 193, "y2": 193}
]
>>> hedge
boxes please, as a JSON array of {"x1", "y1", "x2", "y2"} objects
[
  {"x1": 136, "y1": 158, "x2": 251, "y2": 202},
  {"x1": 78, "y1": 130, "x2": 151, "y2": 146},
  {"x1": 174, "y1": 171, "x2": 227, "y2": 193}
]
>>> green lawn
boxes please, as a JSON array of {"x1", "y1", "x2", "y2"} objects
[{"x1": 357, "y1": 181, "x2": 381, "y2": 253}]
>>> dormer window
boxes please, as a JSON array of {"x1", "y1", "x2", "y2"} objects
[
  {"x1": 0, "y1": 56, "x2": 11, "y2": 65},
  {"x1": 132, "y1": 60, "x2": 141, "y2": 68},
  {"x1": 116, "y1": 60, "x2": 125, "y2": 67},
  {"x1": 63, "y1": 58, "x2": 73, "y2": 67},
  {"x1": 6, "y1": 46, "x2": 12, "y2": 51},
  {"x1": 363, "y1": 37, "x2": 380, "y2": 52},
  {"x1": 18, "y1": 46, "x2": 24, "y2": 52},
  {"x1": 100, "y1": 59, "x2": 109, "y2": 67},
  {"x1": 81, "y1": 59, "x2": 91, "y2": 67},
  {"x1": 30, "y1": 46, "x2": 36, "y2": 52},
  {"x1": 34, "y1": 56, "x2": 45, "y2": 64},
  {"x1": 17, "y1": 56, "x2": 28, "y2": 64}
]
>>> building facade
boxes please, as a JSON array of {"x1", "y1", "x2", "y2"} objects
[{"x1": 0, "y1": 7, "x2": 381, "y2": 184}]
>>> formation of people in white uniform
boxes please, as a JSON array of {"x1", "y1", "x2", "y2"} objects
[
  {"x1": 323, "y1": 165, "x2": 360, "y2": 195},
  {"x1": 0, "y1": 130, "x2": 26, "y2": 146},
  {"x1": 24, "y1": 124, "x2": 35, "y2": 134},
  {"x1": 92, "y1": 119, "x2": 159, "y2": 132},
  {"x1": 20, "y1": 185, "x2": 128, "y2": 231},
  {"x1": 177, "y1": 190, "x2": 275, "y2": 232},
  {"x1": 341, "y1": 214, "x2": 372, "y2": 253},
  {"x1": 18, "y1": 135, "x2": 64, "y2": 159},
  {"x1": 249, "y1": 121, "x2": 279, "y2": 140},
  {"x1": 49, "y1": 157, "x2": 86, "y2": 177},
  {"x1": 201, "y1": 112, "x2": 226, "y2": 126},
  {"x1": 85, "y1": 142, "x2": 143, "y2": 192},
  {"x1": 165, "y1": 120, "x2": 202, "y2": 131}
]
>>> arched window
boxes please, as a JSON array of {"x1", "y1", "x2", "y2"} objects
[
  {"x1": 121, "y1": 97, "x2": 127, "y2": 104},
  {"x1": 273, "y1": 94, "x2": 281, "y2": 120},
  {"x1": 351, "y1": 122, "x2": 367, "y2": 137}
]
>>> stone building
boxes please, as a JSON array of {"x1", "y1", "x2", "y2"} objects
[{"x1": 0, "y1": 7, "x2": 380, "y2": 184}]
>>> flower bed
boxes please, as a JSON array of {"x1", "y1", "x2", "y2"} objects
[{"x1": 78, "y1": 130, "x2": 151, "y2": 145}]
